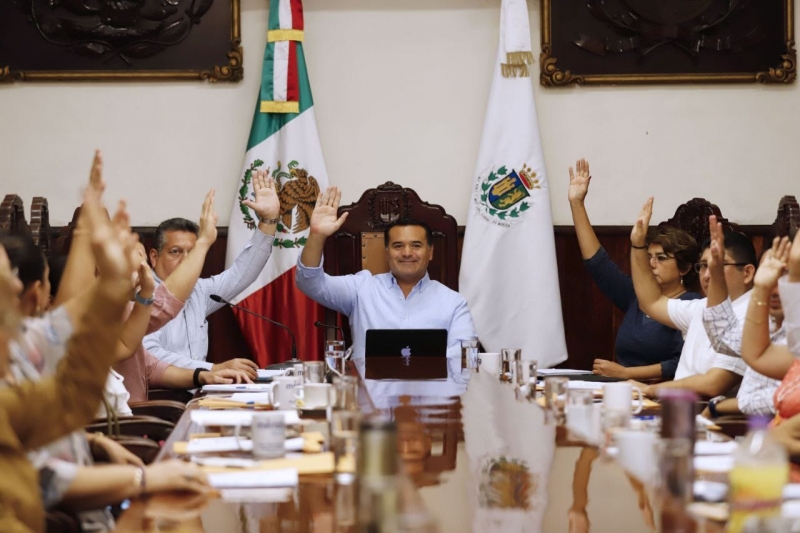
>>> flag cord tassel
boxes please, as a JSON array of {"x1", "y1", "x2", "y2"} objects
[
  {"x1": 501, "y1": 63, "x2": 530, "y2": 78},
  {"x1": 506, "y1": 51, "x2": 534, "y2": 65}
]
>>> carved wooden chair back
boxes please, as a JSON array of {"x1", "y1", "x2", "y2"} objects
[
  {"x1": 54, "y1": 206, "x2": 81, "y2": 256},
  {"x1": 29, "y1": 197, "x2": 51, "y2": 257},
  {"x1": 323, "y1": 182, "x2": 460, "y2": 290},
  {"x1": 772, "y1": 195, "x2": 800, "y2": 240},
  {"x1": 322, "y1": 182, "x2": 460, "y2": 344},
  {"x1": 0, "y1": 194, "x2": 30, "y2": 236},
  {"x1": 657, "y1": 197, "x2": 738, "y2": 247}
]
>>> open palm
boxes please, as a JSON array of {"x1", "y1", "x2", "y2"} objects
[
  {"x1": 243, "y1": 169, "x2": 280, "y2": 220},
  {"x1": 310, "y1": 186, "x2": 348, "y2": 237},
  {"x1": 568, "y1": 158, "x2": 591, "y2": 204}
]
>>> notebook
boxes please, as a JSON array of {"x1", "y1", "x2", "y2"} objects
[{"x1": 364, "y1": 329, "x2": 448, "y2": 380}]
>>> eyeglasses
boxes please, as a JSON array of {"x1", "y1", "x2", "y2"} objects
[
  {"x1": 647, "y1": 254, "x2": 675, "y2": 264},
  {"x1": 693, "y1": 262, "x2": 749, "y2": 273}
]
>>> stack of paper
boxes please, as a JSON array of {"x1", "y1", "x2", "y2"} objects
[
  {"x1": 190, "y1": 410, "x2": 302, "y2": 427},
  {"x1": 202, "y1": 383, "x2": 274, "y2": 393},
  {"x1": 207, "y1": 468, "x2": 299, "y2": 488}
]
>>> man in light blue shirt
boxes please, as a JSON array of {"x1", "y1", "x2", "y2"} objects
[{"x1": 296, "y1": 186, "x2": 477, "y2": 360}]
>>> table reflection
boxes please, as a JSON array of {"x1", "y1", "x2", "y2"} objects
[{"x1": 117, "y1": 359, "x2": 703, "y2": 533}]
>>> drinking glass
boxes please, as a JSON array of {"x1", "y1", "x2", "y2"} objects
[
  {"x1": 326, "y1": 339, "x2": 346, "y2": 354},
  {"x1": 332, "y1": 410, "x2": 361, "y2": 484},
  {"x1": 528, "y1": 360, "x2": 539, "y2": 385},
  {"x1": 460, "y1": 338, "x2": 479, "y2": 370},
  {"x1": 566, "y1": 389, "x2": 596, "y2": 442},
  {"x1": 500, "y1": 349, "x2": 519, "y2": 382},
  {"x1": 544, "y1": 377, "x2": 568, "y2": 425},
  {"x1": 333, "y1": 375, "x2": 359, "y2": 411},
  {"x1": 303, "y1": 361, "x2": 326, "y2": 384},
  {"x1": 326, "y1": 350, "x2": 347, "y2": 378}
]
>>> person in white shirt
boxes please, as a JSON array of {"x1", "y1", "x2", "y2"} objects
[
  {"x1": 701, "y1": 218, "x2": 786, "y2": 418},
  {"x1": 628, "y1": 198, "x2": 756, "y2": 399}
]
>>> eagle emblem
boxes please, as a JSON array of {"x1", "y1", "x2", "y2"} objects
[{"x1": 238, "y1": 159, "x2": 321, "y2": 248}]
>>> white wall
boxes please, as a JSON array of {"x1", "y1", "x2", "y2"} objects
[{"x1": 1, "y1": 0, "x2": 797, "y2": 227}]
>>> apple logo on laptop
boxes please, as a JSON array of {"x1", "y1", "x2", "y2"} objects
[{"x1": 401, "y1": 346, "x2": 411, "y2": 366}]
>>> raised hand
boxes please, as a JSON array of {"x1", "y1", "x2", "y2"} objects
[
  {"x1": 630, "y1": 197, "x2": 653, "y2": 248},
  {"x1": 88, "y1": 150, "x2": 106, "y2": 196},
  {"x1": 707, "y1": 215, "x2": 725, "y2": 274},
  {"x1": 83, "y1": 188, "x2": 138, "y2": 292},
  {"x1": 242, "y1": 169, "x2": 280, "y2": 222},
  {"x1": 309, "y1": 186, "x2": 349, "y2": 238},
  {"x1": 568, "y1": 158, "x2": 591, "y2": 205},
  {"x1": 755, "y1": 236, "x2": 791, "y2": 289},
  {"x1": 197, "y1": 189, "x2": 219, "y2": 246}
]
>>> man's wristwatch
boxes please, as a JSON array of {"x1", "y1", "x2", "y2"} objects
[
  {"x1": 134, "y1": 291, "x2": 155, "y2": 306},
  {"x1": 707, "y1": 395, "x2": 726, "y2": 419},
  {"x1": 258, "y1": 216, "x2": 280, "y2": 225}
]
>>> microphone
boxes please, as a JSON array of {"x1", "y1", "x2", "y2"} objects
[
  {"x1": 314, "y1": 320, "x2": 344, "y2": 340},
  {"x1": 210, "y1": 294, "x2": 299, "y2": 368}
]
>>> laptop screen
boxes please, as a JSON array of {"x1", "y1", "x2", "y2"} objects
[
  {"x1": 365, "y1": 329, "x2": 448, "y2": 359},
  {"x1": 364, "y1": 329, "x2": 449, "y2": 380}
]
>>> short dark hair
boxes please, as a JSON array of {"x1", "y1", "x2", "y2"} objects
[
  {"x1": 47, "y1": 253, "x2": 68, "y2": 299},
  {"x1": 0, "y1": 233, "x2": 46, "y2": 291},
  {"x1": 383, "y1": 219, "x2": 433, "y2": 247},
  {"x1": 700, "y1": 231, "x2": 757, "y2": 268},
  {"x1": 152, "y1": 218, "x2": 199, "y2": 253},
  {"x1": 647, "y1": 226, "x2": 700, "y2": 290}
]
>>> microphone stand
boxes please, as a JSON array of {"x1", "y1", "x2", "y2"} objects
[{"x1": 210, "y1": 294, "x2": 300, "y2": 370}]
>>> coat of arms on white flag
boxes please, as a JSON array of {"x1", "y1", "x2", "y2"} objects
[{"x1": 459, "y1": 0, "x2": 568, "y2": 368}]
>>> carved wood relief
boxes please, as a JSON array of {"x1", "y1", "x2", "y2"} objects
[
  {"x1": 0, "y1": 0, "x2": 242, "y2": 82},
  {"x1": 541, "y1": 0, "x2": 796, "y2": 86}
]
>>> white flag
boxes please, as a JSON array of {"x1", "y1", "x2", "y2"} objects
[{"x1": 459, "y1": 0, "x2": 567, "y2": 368}]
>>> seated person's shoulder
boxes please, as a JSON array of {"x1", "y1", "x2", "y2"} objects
[{"x1": 679, "y1": 291, "x2": 704, "y2": 301}]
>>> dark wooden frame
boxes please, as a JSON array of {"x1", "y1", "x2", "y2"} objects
[
  {"x1": 540, "y1": 0, "x2": 797, "y2": 86},
  {"x1": 0, "y1": 0, "x2": 242, "y2": 83}
]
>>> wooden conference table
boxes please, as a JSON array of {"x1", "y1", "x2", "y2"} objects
[{"x1": 116, "y1": 361, "x2": 726, "y2": 533}]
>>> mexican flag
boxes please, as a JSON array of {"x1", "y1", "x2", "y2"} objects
[
  {"x1": 459, "y1": 0, "x2": 567, "y2": 368},
  {"x1": 226, "y1": 0, "x2": 326, "y2": 367}
]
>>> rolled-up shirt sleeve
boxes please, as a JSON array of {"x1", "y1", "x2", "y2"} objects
[
  {"x1": 199, "y1": 228, "x2": 274, "y2": 317},
  {"x1": 702, "y1": 298, "x2": 742, "y2": 358},
  {"x1": 148, "y1": 283, "x2": 185, "y2": 334},
  {"x1": 780, "y1": 277, "x2": 800, "y2": 357}
]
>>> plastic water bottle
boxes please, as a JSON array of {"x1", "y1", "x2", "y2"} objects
[{"x1": 727, "y1": 416, "x2": 789, "y2": 533}]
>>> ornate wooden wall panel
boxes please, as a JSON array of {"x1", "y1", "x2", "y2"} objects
[
  {"x1": 541, "y1": 0, "x2": 797, "y2": 86},
  {"x1": 0, "y1": 0, "x2": 242, "y2": 82}
]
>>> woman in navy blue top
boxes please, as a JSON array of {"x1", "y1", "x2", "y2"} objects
[{"x1": 569, "y1": 159, "x2": 702, "y2": 380}]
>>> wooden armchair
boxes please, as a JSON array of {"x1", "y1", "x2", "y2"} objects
[
  {"x1": 91, "y1": 435, "x2": 162, "y2": 465},
  {"x1": 0, "y1": 194, "x2": 30, "y2": 234},
  {"x1": 129, "y1": 400, "x2": 186, "y2": 424},
  {"x1": 322, "y1": 182, "x2": 460, "y2": 344},
  {"x1": 30, "y1": 196, "x2": 51, "y2": 256},
  {"x1": 772, "y1": 195, "x2": 800, "y2": 239},
  {"x1": 146, "y1": 388, "x2": 194, "y2": 404},
  {"x1": 86, "y1": 416, "x2": 175, "y2": 444},
  {"x1": 658, "y1": 197, "x2": 739, "y2": 248}
]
